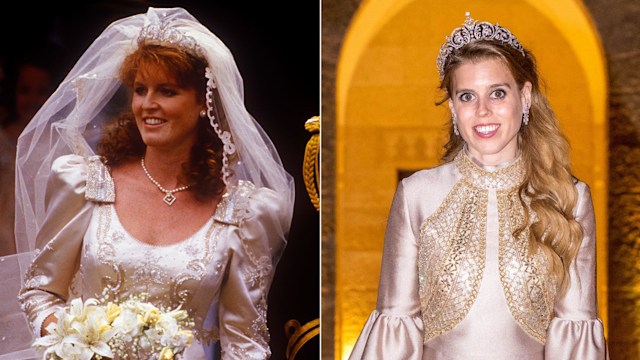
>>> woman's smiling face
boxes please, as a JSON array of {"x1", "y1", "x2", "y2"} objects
[
  {"x1": 449, "y1": 57, "x2": 531, "y2": 166},
  {"x1": 132, "y1": 65, "x2": 203, "y2": 153}
]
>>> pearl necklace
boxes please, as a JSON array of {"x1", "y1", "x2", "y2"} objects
[{"x1": 140, "y1": 157, "x2": 191, "y2": 206}]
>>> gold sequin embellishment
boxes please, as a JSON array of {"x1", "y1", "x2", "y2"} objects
[{"x1": 418, "y1": 152, "x2": 555, "y2": 343}]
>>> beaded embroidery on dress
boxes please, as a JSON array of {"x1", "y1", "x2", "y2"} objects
[
  {"x1": 18, "y1": 154, "x2": 283, "y2": 359},
  {"x1": 418, "y1": 151, "x2": 555, "y2": 343}
]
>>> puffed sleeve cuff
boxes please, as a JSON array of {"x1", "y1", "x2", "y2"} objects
[
  {"x1": 32, "y1": 303, "x2": 63, "y2": 337},
  {"x1": 545, "y1": 317, "x2": 609, "y2": 360},
  {"x1": 349, "y1": 310, "x2": 424, "y2": 360}
]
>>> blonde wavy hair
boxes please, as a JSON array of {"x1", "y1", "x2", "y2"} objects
[{"x1": 439, "y1": 40, "x2": 583, "y2": 297}]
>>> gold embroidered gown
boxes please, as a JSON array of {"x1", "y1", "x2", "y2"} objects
[
  {"x1": 18, "y1": 155, "x2": 287, "y2": 359},
  {"x1": 349, "y1": 151, "x2": 608, "y2": 360}
]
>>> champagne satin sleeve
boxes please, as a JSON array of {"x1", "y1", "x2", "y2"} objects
[
  {"x1": 218, "y1": 187, "x2": 287, "y2": 359},
  {"x1": 349, "y1": 180, "x2": 424, "y2": 360},
  {"x1": 17, "y1": 155, "x2": 94, "y2": 336},
  {"x1": 545, "y1": 182, "x2": 609, "y2": 359}
]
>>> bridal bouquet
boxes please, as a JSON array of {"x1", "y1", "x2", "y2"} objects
[{"x1": 33, "y1": 294, "x2": 194, "y2": 360}]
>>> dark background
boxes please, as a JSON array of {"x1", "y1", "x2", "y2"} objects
[{"x1": 0, "y1": 1, "x2": 319, "y2": 359}]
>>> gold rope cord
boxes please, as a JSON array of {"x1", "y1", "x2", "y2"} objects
[
  {"x1": 284, "y1": 116, "x2": 320, "y2": 359},
  {"x1": 303, "y1": 116, "x2": 320, "y2": 211}
]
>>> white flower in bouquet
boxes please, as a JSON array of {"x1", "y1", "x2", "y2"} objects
[
  {"x1": 33, "y1": 298, "x2": 115, "y2": 359},
  {"x1": 32, "y1": 293, "x2": 194, "y2": 360},
  {"x1": 110, "y1": 304, "x2": 143, "y2": 342},
  {"x1": 157, "y1": 311, "x2": 194, "y2": 349}
]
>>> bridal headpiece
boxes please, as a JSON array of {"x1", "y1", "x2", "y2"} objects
[
  {"x1": 436, "y1": 12, "x2": 526, "y2": 79},
  {"x1": 15, "y1": 7, "x2": 294, "y2": 252},
  {"x1": 138, "y1": 21, "x2": 203, "y2": 57},
  {"x1": 138, "y1": 14, "x2": 236, "y2": 185}
]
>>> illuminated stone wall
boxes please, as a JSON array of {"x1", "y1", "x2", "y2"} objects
[
  {"x1": 583, "y1": 0, "x2": 640, "y2": 358},
  {"x1": 322, "y1": 2, "x2": 361, "y2": 359}
]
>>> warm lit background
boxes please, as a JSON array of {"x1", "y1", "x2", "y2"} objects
[{"x1": 323, "y1": 0, "x2": 616, "y2": 359}]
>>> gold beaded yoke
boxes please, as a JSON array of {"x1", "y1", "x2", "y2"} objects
[{"x1": 418, "y1": 152, "x2": 555, "y2": 344}]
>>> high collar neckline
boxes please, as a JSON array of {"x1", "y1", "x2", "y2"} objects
[
  {"x1": 463, "y1": 146, "x2": 521, "y2": 171},
  {"x1": 455, "y1": 149, "x2": 525, "y2": 190}
]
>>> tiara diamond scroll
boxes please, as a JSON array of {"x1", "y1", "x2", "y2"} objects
[
  {"x1": 436, "y1": 12, "x2": 526, "y2": 79},
  {"x1": 138, "y1": 20, "x2": 203, "y2": 57}
]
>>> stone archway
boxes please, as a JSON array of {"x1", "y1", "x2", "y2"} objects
[{"x1": 333, "y1": 0, "x2": 608, "y2": 358}]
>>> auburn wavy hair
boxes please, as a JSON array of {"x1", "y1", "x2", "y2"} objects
[
  {"x1": 439, "y1": 40, "x2": 583, "y2": 297},
  {"x1": 97, "y1": 43, "x2": 226, "y2": 202}
]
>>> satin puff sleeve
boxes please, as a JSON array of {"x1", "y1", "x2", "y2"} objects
[
  {"x1": 218, "y1": 184, "x2": 288, "y2": 359},
  {"x1": 17, "y1": 155, "x2": 106, "y2": 337},
  {"x1": 349, "y1": 180, "x2": 424, "y2": 360},
  {"x1": 545, "y1": 181, "x2": 609, "y2": 359}
]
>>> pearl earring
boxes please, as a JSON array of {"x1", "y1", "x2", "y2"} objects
[{"x1": 200, "y1": 109, "x2": 207, "y2": 118}]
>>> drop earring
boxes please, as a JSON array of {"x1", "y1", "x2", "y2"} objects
[
  {"x1": 522, "y1": 106, "x2": 529, "y2": 126},
  {"x1": 452, "y1": 113, "x2": 460, "y2": 136}
]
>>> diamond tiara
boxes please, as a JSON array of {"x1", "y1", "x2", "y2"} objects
[
  {"x1": 436, "y1": 12, "x2": 526, "y2": 79},
  {"x1": 138, "y1": 22, "x2": 203, "y2": 57}
]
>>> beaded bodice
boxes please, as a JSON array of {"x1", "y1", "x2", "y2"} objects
[
  {"x1": 418, "y1": 151, "x2": 555, "y2": 343},
  {"x1": 18, "y1": 155, "x2": 284, "y2": 359}
]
